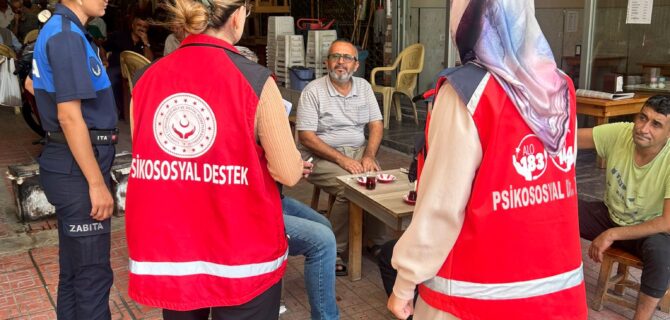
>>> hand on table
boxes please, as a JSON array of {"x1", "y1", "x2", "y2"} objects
[
  {"x1": 338, "y1": 157, "x2": 364, "y2": 174},
  {"x1": 361, "y1": 156, "x2": 380, "y2": 172}
]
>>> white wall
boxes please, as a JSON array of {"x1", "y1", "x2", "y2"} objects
[{"x1": 407, "y1": 5, "x2": 447, "y2": 92}]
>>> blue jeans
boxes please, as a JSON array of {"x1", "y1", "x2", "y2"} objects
[{"x1": 282, "y1": 197, "x2": 340, "y2": 320}]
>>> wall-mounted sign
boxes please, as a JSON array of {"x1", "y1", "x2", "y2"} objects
[
  {"x1": 626, "y1": 0, "x2": 654, "y2": 24},
  {"x1": 565, "y1": 10, "x2": 579, "y2": 33}
]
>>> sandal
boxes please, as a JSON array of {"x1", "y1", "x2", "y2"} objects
[{"x1": 335, "y1": 254, "x2": 348, "y2": 277}]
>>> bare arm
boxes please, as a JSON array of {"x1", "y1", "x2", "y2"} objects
[
  {"x1": 589, "y1": 199, "x2": 670, "y2": 262},
  {"x1": 57, "y1": 101, "x2": 114, "y2": 221},
  {"x1": 577, "y1": 128, "x2": 595, "y2": 149},
  {"x1": 137, "y1": 28, "x2": 154, "y2": 61},
  {"x1": 299, "y1": 130, "x2": 364, "y2": 174},
  {"x1": 24, "y1": 76, "x2": 34, "y2": 95},
  {"x1": 142, "y1": 44, "x2": 154, "y2": 61},
  {"x1": 361, "y1": 120, "x2": 383, "y2": 171}
]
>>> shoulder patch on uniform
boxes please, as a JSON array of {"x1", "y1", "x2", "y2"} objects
[
  {"x1": 32, "y1": 58, "x2": 40, "y2": 78},
  {"x1": 89, "y1": 56, "x2": 102, "y2": 77}
]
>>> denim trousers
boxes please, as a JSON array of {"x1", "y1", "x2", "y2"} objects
[{"x1": 282, "y1": 196, "x2": 340, "y2": 320}]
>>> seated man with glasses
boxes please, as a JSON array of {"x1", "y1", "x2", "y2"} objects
[{"x1": 296, "y1": 39, "x2": 389, "y2": 276}]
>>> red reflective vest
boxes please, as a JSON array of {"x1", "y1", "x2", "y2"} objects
[
  {"x1": 417, "y1": 64, "x2": 587, "y2": 319},
  {"x1": 125, "y1": 34, "x2": 287, "y2": 311}
]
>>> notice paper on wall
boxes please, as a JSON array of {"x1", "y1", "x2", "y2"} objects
[
  {"x1": 626, "y1": 0, "x2": 654, "y2": 24},
  {"x1": 565, "y1": 11, "x2": 579, "y2": 33}
]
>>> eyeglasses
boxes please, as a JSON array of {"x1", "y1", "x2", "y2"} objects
[
  {"x1": 243, "y1": 1, "x2": 253, "y2": 17},
  {"x1": 327, "y1": 53, "x2": 358, "y2": 63}
]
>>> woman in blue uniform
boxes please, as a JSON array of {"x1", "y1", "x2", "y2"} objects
[{"x1": 31, "y1": 0, "x2": 118, "y2": 318}]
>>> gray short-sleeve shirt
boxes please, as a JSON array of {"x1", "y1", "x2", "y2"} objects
[{"x1": 296, "y1": 75, "x2": 382, "y2": 148}]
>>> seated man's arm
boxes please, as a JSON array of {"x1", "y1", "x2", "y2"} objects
[
  {"x1": 299, "y1": 130, "x2": 364, "y2": 174},
  {"x1": 361, "y1": 120, "x2": 383, "y2": 171},
  {"x1": 359, "y1": 83, "x2": 384, "y2": 172},
  {"x1": 577, "y1": 128, "x2": 595, "y2": 149},
  {"x1": 590, "y1": 199, "x2": 670, "y2": 263}
]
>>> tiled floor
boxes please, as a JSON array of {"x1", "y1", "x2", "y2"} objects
[{"x1": 1, "y1": 107, "x2": 669, "y2": 319}]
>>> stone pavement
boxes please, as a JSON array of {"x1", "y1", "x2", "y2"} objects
[{"x1": 0, "y1": 107, "x2": 669, "y2": 319}]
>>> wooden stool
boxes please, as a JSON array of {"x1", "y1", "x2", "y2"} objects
[
  {"x1": 310, "y1": 186, "x2": 336, "y2": 219},
  {"x1": 593, "y1": 247, "x2": 670, "y2": 312}
]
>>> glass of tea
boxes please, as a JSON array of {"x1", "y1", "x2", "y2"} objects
[
  {"x1": 365, "y1": 172, "x2": 376, "y2": 190},
  {"x1": 408, "y1": 181, "x2": 417, "y2": 201},
  {"x1": 408, "y1": 190, "x2": 417, "y2": 201}
]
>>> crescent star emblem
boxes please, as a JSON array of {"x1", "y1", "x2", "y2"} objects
[
  {"x1": 172, "y1": 117, "x2": 196, "y2": 140},
  {"x1": 92, "y1": 63, "x2": 101, "y2": 76}
]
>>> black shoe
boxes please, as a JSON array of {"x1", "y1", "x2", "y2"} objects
[{"x1": 367, "y1": 245, "x2": 382, "y2": 259}]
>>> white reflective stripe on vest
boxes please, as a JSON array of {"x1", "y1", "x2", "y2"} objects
[
  {"x1": 423, "y1": 263, "x2": 583, "y2": 300},
  {"x1": 129, "y1": 249, "x2": 288, "y2": 279}
]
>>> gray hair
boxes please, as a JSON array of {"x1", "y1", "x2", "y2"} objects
[{"x1": 235, "y1": 46, "x2": 258, "y2": 63}]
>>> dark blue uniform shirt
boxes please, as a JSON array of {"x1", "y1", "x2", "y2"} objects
[
  {"x1": 32, "y1": 4, "x2": 117, "y2": 174},
  {"x1": 32, "y1": 4, "x2": 117, "y2": 131}
]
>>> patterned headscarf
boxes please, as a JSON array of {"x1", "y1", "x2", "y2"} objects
[{"x1": 451, "y1": 0, "x2": 570, "y2": 155}]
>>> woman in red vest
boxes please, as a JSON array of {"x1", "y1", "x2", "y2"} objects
[
  {"x1": 124, "y1": 0, "x2": 304, "y2": 319},
  {"x1": 387, "y1": 0, "x2": 588, "y2": 319}
]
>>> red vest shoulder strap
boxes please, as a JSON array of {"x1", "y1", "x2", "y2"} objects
[{"x1": 416, "y1": 64, "x2": 488, "y2": 189}]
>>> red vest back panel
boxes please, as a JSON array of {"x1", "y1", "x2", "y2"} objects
[
  {"x1": 125, "y1": 34, "x2": 287, "y2": 310},
  {"x1": 418, "y1": 64, "x2": 587, "y2": 319}
]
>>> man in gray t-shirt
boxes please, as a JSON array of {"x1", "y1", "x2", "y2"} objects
[{"x1": 296, "y1": 39, "x2": 387, "y2": 276}]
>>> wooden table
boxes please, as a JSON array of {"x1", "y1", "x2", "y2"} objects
[
  {"x1": 336, "y1": 169, "x2": 414, "y2": 281},
  {"x1": 577, "y1": 95, "x2": 649, "y2": 167},
  {"x1": 576, "y1": 96, "x2": 648, "y2": 125}
]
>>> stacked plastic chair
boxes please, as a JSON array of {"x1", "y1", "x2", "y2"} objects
[
  {"x1": 266, "y1": 16, "x2": 295, "y2": 77},
  {"x1": 275, "y1": 35, "x2": 306, "y2": 87},
  {"x1": 305, "y1": 30, "x2": 337, "y2": 79}
]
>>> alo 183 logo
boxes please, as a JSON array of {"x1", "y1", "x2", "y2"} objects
[{"x1": 512, "y1": 134, "x2": 548, "y2": 181}]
